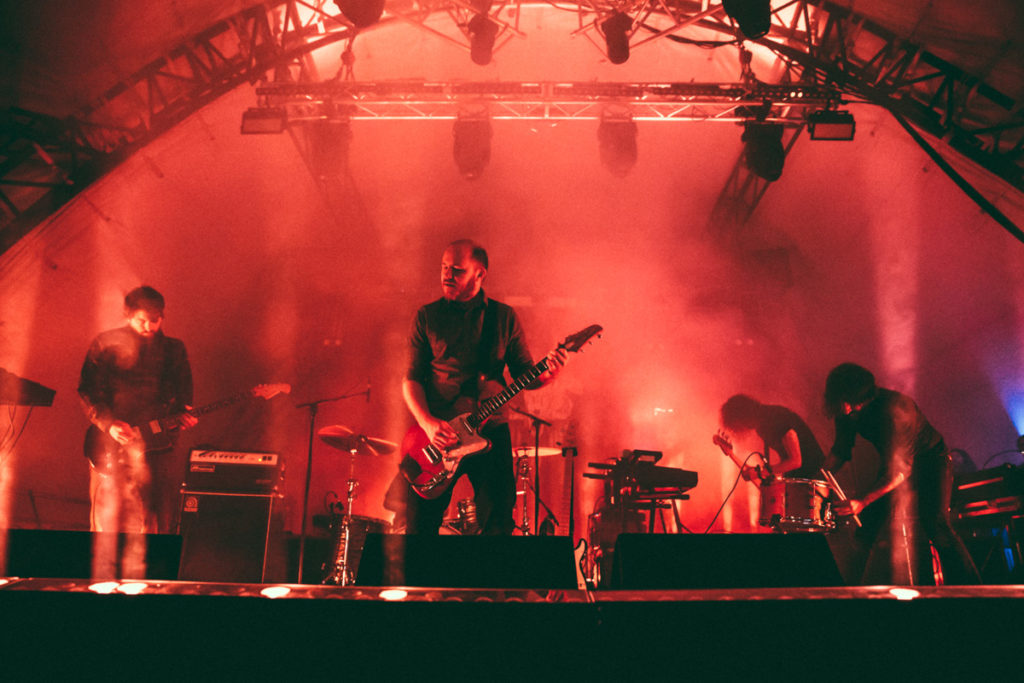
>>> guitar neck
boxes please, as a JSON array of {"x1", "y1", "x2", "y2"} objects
[
  {"x1": 180, "y1": 390, "x2": 251, "y2": 420},
  {"x1": 468, "y1": 359, "x2": 549, "y2": 429}
]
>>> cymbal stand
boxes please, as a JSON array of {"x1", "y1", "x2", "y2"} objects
[
  {"x1": 511, "y1": 406, "x2": 551, "y2": 535},
  {"x1": 295, "y1": 388, "x2": 369, "y2": 584},
  {"x1": 324, "y1": 462, "x2": 360, "y2": 585},
  {"x1": 514, "y1": 455, "x2": 561, "y2": 535},
  {"x1": 514, "y1": 453, "x2": 532, "y2": 535}
]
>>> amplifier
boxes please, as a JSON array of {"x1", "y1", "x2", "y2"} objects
[{"x1": 184, "y1": 449, "x2": 282, "y2": 493}]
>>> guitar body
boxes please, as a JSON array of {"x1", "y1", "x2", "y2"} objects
[
  {"x1": 399, "y1": 325, "x2": 602, "y2": 500},
  {"x1": 82, "y1": 383, "x2": 290, "y2": 470},
  {"x1": 83, "y1": 423, "x2": 167, "y2": 472},
  {"x1": 402, "y1": 412, "x2": 491, "y2": 500}
]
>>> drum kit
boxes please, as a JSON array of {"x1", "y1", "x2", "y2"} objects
[
  {"x1": 758, "y1": 469, "x2": 860, "y2": 533},
  {"x1": 316, "y1": 424, "x2": 396, "y2": 586}
]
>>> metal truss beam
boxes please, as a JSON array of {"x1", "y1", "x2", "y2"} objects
[
  {"x1": 750, "y1": 0, "x2": 1023, "y2": 190},
  {"x1": 2, "y1": 0, "x2": 1022, "y2": 253},
  {"x1": 254, "y1": 80, "x2": 841, "y2": 122},
  {"x1": 0, "y1": 0, "x2": 354, "y2": 251}
]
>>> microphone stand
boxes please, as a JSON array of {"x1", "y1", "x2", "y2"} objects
[
  {"x1": 511, "y1": 406, "x2": 551, "y2": 535},
  {"x1": 295, "y1": 388, "x2": 369, "y2": 583}
]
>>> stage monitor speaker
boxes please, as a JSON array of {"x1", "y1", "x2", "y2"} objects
[
  {"x1": 611, "y1": 533, "x2": 844, "y2": 590},
  {"x1": 354, "y1": 534, "x2": 577, "y2": 589},
  {"x1": 178, "y1": 491, "x2": 283, "y2": 583},
  {"x1": 4, "y1": 529, "x2": 180, "y2": 579}
]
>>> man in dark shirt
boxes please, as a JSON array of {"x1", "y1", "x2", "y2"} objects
[
  {"x1": 78, "y1": 285, "x2": 196, "y2": 534},
  {"x1": 717, "y1": 393, "x2": 826, "y2": 484},
  {"x1": 390, "y1": 239, "x2": 566, "y2": 534},
  {"x1": 823, "y1": 363, "x2": 979, "y2": 584}
]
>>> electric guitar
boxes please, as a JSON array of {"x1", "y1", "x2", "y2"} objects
[
  {"x1": 401, "y1": 324, "x2": 602, "y2": 500},
  {"x1": 712, "y1": 431, "x2": 771, "y2": 482},
  {"x1": 84, "y1": 383, "x2": 291, "y2": 469}
]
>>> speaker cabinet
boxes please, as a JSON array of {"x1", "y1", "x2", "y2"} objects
[
  {"x1": 355, "y1": 534, "x2": 577, "y2": 589},
  {"x1": 611, "y1": 533, "x2": 844, "y2": 590},
  {"x1": 178, "y1": 491, "x2": 283, "y2": 583}
]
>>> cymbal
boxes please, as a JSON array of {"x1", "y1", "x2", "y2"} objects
[
  {"x1": 318, "y1": 425, "x2": 397, "y2": 456},
  {"x1": 513, "y1": 446, "x2": 563, "y2": 457}
]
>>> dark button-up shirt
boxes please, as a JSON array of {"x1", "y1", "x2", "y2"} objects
[
  {"x1": 405, "y1": 291, "x2": 534, "y2": 421},
  {"x1": 78, "y1": 326, "x2": 193, "y2": 433}
]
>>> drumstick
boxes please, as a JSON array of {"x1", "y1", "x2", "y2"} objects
[{"x1": 820, "y1": 468, "x2": 862, "y2": 528}]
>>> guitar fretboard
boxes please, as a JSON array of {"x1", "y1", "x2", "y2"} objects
[
  {"x1": 176, "y1": 390, "x2": 251, "y2": 421},
  {"x1": 467, "y1": 359, "x2": 549, "y2": 430}
]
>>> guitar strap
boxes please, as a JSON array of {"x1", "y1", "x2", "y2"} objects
[
  {"x1": 459, "y1": 298, "x2": 501, "y2": 404},
  {"x1": 479, "y1": 297, "x2": 500, "y2": 379}
]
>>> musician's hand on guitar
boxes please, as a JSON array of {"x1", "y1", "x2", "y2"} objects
[
  {"x1": 176, "y1": 406, "x2": 198, "y2": 430},
  {"x1": 833, "y1": 498, "x2": 864, "y2": 517},
  {"x1": 108, "y1": 420, "x2": 139, "y2": 446},
  {"x1": 537, "y1": 347, "x2": 569, "y2": 384},
  {"x1": 422, "y1": 416, "x2": 458, "y2": 448},
  {"x1": 547, "y1": 347, "x2": 569, "y2": 374},
  {"x1": 740, "y1": 464, "x2": 766, "y2": 485}
]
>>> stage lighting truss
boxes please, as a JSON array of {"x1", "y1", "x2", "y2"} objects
[
  {"x1": 5, "y1": 0, "x2": 1024, "y2": 252},
  {"x1": 252, "y1": 80, "x2": 841, "y2": 124}
]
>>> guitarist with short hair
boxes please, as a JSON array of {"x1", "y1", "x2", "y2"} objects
[
  {"x1": 387, "y1": 239, "x2": 568, "y2": 535},
  {"x1": 78, "y1": 285, "x2": 197, "y2": 534}
]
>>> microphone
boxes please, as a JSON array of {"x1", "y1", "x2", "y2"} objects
[{"x1": 366, "y1": 381, "x2": 371, "y2": 403}]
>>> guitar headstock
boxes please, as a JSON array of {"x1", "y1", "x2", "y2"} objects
[
  {"x1": 712, "y1": 431, "x2": 734, "y2": 455},
  {"x1": 253, "y1": 383, "x2": 291, "y2": 400},
  {"x1": 559, "y1": 324, "x2": 603, "y2": 353}
]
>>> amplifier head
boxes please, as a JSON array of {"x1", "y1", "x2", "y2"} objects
[{"x1": 185, "y1": 449, "x2": 282, "y2": 493}]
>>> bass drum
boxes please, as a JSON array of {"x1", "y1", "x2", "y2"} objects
[{"x1": 759, "y1": 477, "x2": 834, "y2": 533}]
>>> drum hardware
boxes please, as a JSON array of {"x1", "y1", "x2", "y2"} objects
[
  {"x1": 318, "y1": 425, "x2": 397, "y2": 457},
  {"x1": 510, "y1": 405, "x2": 553, "y2": 535},
  {"x1": 759, "y1": 477, "x2": 835, "y2": 532},
  {"x1": 295, "y1": 387, "x2": 374, "y2": 583},
  {"x1": 513, "y1": 451, "x2": 561, "y2": 535},
  {"x1": 513, "y1": 446, "x2": 562, "y2": 457},
  {"x1": 442, "y1": 498, "x2": 480, "y2": 535},
  {"x1": 315, "y1": 424, "x2": 397, "y2": 586}
]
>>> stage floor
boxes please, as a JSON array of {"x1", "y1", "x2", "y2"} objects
[{"x1": 2, "y1": 578, "x2": 1022, "y2": 679}]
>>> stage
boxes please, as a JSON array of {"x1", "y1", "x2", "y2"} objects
[{"x1": 2, "y1": 577, "x2": 1022, "y2": 679}]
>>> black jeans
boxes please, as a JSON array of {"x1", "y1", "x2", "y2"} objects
[
  {"x1": 859, "y1": 450, "x2": 979, "y2": 585},
  {"x1": 388, "y1": 422, "x2": 516, "y2": 535}
]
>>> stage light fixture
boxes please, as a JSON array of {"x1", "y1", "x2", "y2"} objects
[
  {"x1": 598, "y1": 114, "x2": 638, "y2": 177},
  {"x1": 468, "y1": 14, "x2": 500, "y2": 65},
  {"x1": 741, "y1": 122, "x2": 785, "y2": 181},
  {"x1": 307, "y1": 117, "x2": 353, "y2": 179},
  {"x1": 808, "y1": 109, "x2": 856, "y2": 140},
  {"x1": 452, "y1": 116, "x2": 492, "y2": 179},
  {"x1": 240, "y1": 107, "x2": 286, "y2": 134},
  {"x1": 601, "y1": 12, "x2": 633, "y2": 65},
  {"x1": 334, "y1": 0, "x2": 386, "y2": 29},
  {"x1": 722, "y1": 0, "x2": 772, "y2": 40}
]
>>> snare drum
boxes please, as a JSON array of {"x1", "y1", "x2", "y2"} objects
[{"x1": 759, "y1": 477, "x2": 834, "y2": 532}]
